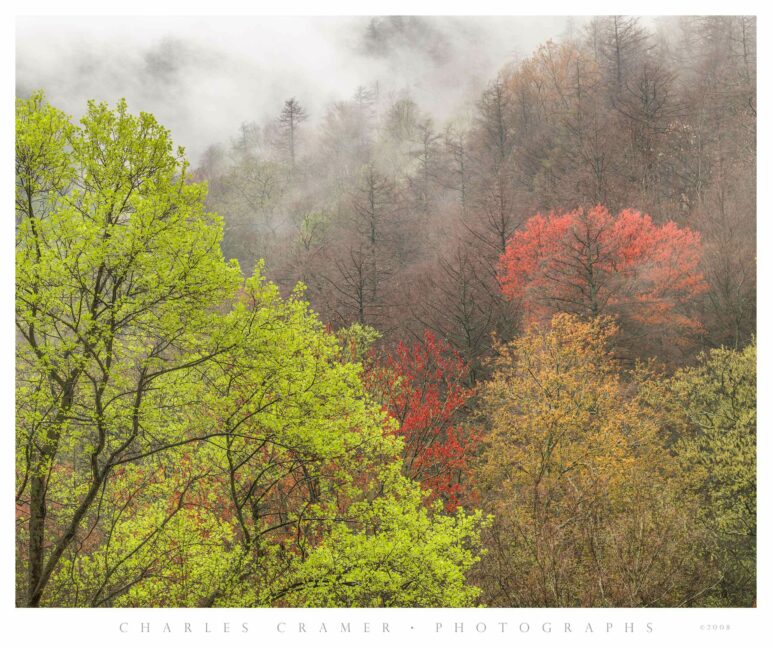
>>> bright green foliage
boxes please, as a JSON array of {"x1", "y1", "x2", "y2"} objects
[
  {"x1": 337, "y1": 322, "x2": 381, "y2": 363},
  {"x1": 657, "y1": 344, "x2": 756, "y2": 605},
  {"x1": 15, "y1": 93, "x2": 484, "y2": 608},
  {"x1": 283, "y1": 466, "x2": 488, "y2": 607},
  {"x1": 16, "y1": 91, "x2": 241, "y2": 607}
]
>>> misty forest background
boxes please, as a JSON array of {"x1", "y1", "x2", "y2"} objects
[{"x1": 16, "y1": 16, "x2": 756, "y2": 607}]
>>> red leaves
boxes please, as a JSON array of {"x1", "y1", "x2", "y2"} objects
[
  {"x1": 369, "y1": 331, "x2": 478, "y2": 511},
  {"x1": 498, "y1": 206, "x2": 708, "y2": 355}
]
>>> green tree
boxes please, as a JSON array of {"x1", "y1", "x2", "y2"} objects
[
  {"x1": 652, "y1": 344, "x2": 756, "y2": 605},
  {"x1": 15, "y1": 93, "x2": 484, "y2": 608},
  {"x1": 16, "y1": 92, "x2": 241, "y2": 606}
]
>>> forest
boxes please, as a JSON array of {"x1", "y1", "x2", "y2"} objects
[{"x1": 15, "y1": 16, "x2": 756, "y2": 608}]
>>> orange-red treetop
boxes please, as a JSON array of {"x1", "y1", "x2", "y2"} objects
[{"x1": 498, "y1": 206, "x2": 708, "y2": 357}]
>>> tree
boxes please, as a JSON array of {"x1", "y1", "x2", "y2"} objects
[
  {"x1": 215, "y1": 153, "x2": 286, "y2": 274},
  {"x1": 406, "y1": 241, "x2": 510, "y2": 383},
  {"x1": 368, "y1": 331, "x2": 479, "y2": 511},
  {"x1": 185, "y1": 12, "x2": 755, "y2": 366},
  {"x1": 275, "y1": 469, "x2": 488, "y2": 607},
  {"x1": 15, "y1": 93, "x2": 486, "y2": 607},
  {"x1": 319, "y1": 99, "x2": 374, "y2": 184},
  {"x1": 442, "y1": 126, "x2": 470, "y2": 218},
  {"x1": 318, "y1": 163, "x2": 402, "y2": 330},
  {"x1": 677, "y1": 17, "x2": 756, "y2": 349},
  {"x1": 16, "y1": 93, "x2": 242, "y2": 606},
  {"x1": 498, "y1": 205, "x2": 707, "y2": 359},
  {"x1": 646, "y1": 343, "x2": 756, "y2": 605},
  {"x1": 474, "y1": 314, "x2": 713, "y2": 606},
  {"x1": 408, "y1": 118, "x2": 441, "y2": 214},
  {"x1": 500, "y1": 41, "x2": 615, "y2": 208},
  {"x1": 278, "y1": 97, "x2": 308, "y2": 168},
  {"x1": 466, "y1": 76, "x2": 522, "y2": 259},
  {"x1": 587, "y1": 16, "x2": 651, "y2": 90}
]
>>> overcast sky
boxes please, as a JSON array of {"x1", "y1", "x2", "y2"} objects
[{"x1": 16, "y1": 16, "x2": 579, "y2": 163}]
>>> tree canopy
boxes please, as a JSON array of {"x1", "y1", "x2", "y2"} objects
[
  {"x1": 15, "y1": 93, "x2": 485, "y2": 608},
  {"x1": 497, "y1": 206, "x2": 707, "y2": 359}
]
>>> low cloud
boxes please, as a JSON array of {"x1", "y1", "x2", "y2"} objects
[{"x1": 16, "y1": 15, "x2": 577, "y2": 162}]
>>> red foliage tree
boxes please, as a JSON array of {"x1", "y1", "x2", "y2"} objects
[
  {"x1": 498, "y1": 205, "x2": 708, "y2": 357},
  {"x1": 369, "y1": 331, "x2": 478, "y2": 511}
]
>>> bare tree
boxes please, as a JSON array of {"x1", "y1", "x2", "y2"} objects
[{"x1": 278, "y1": 97, "x2": 308, "y2": 168}]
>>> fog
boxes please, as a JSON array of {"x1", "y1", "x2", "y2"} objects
[{"x1": 16, "y1": 15, "x2": 579, "y2": 162}]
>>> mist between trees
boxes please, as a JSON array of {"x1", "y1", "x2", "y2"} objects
[{"x1": 16, "y1": 16, "x2": 755, "y2": 608}]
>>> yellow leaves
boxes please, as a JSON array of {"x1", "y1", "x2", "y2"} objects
[
  {"x1": 474, "y1": 313, "x2": 704, "y2": 606},
  {"x1": 481, "y1": 314, "x2": 632, "y2": 488}
]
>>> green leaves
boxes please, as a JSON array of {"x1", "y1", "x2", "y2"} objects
[
  {"x1": 279, "y1": 464, "x2": 489, "y2": 607},
  {"x1": 16, "y1": 93, "x2": 484, "y2": 608},
  {"x1": 662, "y1": 344, "x2": 756, "y2": 605},
  {"x1": 16, "y1": 91, "x2": 74, "y2": 215}
]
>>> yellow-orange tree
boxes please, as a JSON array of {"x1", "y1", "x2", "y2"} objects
[{"x1": 474, "y1": 314, "x2": 713, "y2": 606}]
